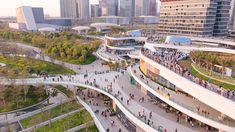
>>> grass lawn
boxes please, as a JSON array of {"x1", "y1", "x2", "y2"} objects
[
  {"x1": 58, "y1": 55, "x2": 96, "y2": 65},
  {"x1": 20, "y1": 100, "x2": 81, "y2": 129},
  {"x1": 54, "y1": 85, "x2": 74, "y2": 98},
  {"x1": 0, "y1": 55, "x2": 75, "y2": 78},
  {"x1": 192, "y1": 64, "x2": 235, "y2": 84},
  {"x1": 0, "y1": 85, "x2": 47, "y2": 113},
  {"x1": 178, "y1": 60, "x2": 235, "y2": 90},
  {"x1": 33, "y1": 109, "x2": 92, "y2": 132},
  {"x1": 76, "y1": 125, "x2": 99, "y2": 132}
]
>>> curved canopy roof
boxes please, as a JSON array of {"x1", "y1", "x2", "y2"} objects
[
  {"x1": 90, "y1": 23, "x2": 119, "y2": 29},
  {"x1": 72, "y1": 26, "x2": 90, "y2": 31}
]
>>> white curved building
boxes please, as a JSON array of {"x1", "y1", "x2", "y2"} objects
[{"x1": 129, "y1": 38, "x2": 235, "y2": 131}]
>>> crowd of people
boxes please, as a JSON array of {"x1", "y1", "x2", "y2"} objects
[{"x1": 141, "y1": 48, "x2": 235, "y2": 101}]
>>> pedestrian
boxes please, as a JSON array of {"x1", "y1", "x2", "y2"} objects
[
  {"x1": 175, "y1": 128, "x2": 177, "y2": 132},
  {"x1": 119, "y1": 128, "x2": 121, "y2": 132}
]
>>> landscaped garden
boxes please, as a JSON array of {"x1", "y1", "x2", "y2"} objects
[
  {"x1": 0, "y1": 85, "x2": 47, "y2": 113},
  {"x1": 33, "y1": 109, "x2": 93, "y2": 132},
  {"x1": 20, "y1": 100, "x2": 81, "y2": 129},
  {"x1": 0, "y1": 29, "x2": 101, "y2": 65},
  {"x1": 179, "y1": 51, "x2": 235, "y2": 90},
  {"x1": 0, "y1": 55, "x2": 75, "y2": 78},
  {"x1": 54, "y1": 85, "x2": 74, "y2": 98}
]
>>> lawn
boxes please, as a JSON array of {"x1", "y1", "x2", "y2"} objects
[
  {"x1": 0, "y1": 85, "x2": 47, "y2": 113},
  {"x1": 192, "y1": 64, "x2": 235, "y2": 84},
  {"x1": 33, "y1": 109, "x2": 93, "y2": 132},
  {"x1": 76, "y1": 125, "x2": 99, "y2": 132},
  {"x1": 20, "y1": 100, "x2": 81, "y2": 129},
  {"x1": 178, "y1": 59, "x2": 235, "y2": 90},
  {"x1": 58, "y1": 55, "x2": 96, "y2": 65},
  {"x1": 0, "y1": 55, "x2": 75, "y2": 78},
  {"x1": 54, "y1": 85, "x2": 74, "y2": 98}
]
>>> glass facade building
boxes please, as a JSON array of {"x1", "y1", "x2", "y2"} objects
[{"x1": 158, "y1": 0, "x2": 231, "y2": 36}]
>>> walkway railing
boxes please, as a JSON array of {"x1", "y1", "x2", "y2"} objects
[
  {"x1": 5, "y1": 76, "x2": 159, "y2": 132},
  {"x1": 129, "y1": 65, "x2": 235, "y2": 131},
  {"x1": 141, "y1": 48, "x2": 235, "y2": 102}
]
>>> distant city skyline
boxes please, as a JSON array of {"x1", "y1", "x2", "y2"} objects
[
  {"x1": 0, "y1": 0, "x2": 99, "y2": 17},
  {"x1": 0, "y1": 0, "x2": 160, "y2": 17}
]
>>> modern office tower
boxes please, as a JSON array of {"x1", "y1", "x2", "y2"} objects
[
  {"x1": 118, "y1": 0, "x2": 133, "y2": 17},
  {"x1": 213, "y1": 0, "x2": 231, "y2": 36},
  {"x1": 91, "y1": 4, "x2": 101, "y2": 17},
  {"x1": 77, "y1": 0, "x2": 90, "y2": 19},
  {"x1": 134, "y1": 0, "x2": 157, "y2": 16},
  {"x1": 142, "y1": 0, "x2": 157, "y2": 16},
  {"x1": 60, "y1": 0, "x2": 77, "y2": 18},
  {"x1": 10, "y1": 6, "x2": 71, "y2": 31},
  {"x1": 99, "y1": 0, "x2": 118, "y2": 16},
  {"x1": 32, "y1": 8, "x2": 45, "y2": 23},
  {"x1": 229, "y1": 0, "x2": 235, "y2": 31},
  {"x1": 158, "y1": 0, "x2": 231, "y2": 37},
  {"x1": 135, "y1": 0, "x2": 143, "y2": 16},
  {"x1": 15, "y1": 6, "x2": 40, "y2": 31}
]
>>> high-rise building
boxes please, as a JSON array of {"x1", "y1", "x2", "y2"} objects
[
  {"x1": 213, "y1": 0, "x2": 231, "y2": 36},
  {"x1": 118, "y1": 0, "x2": 133, "y2": 17},
  {"x1": 230, "y1": 0, "x2": 235, "y2": 31},
  {"x1": 135, "y1": 0, "x2": 143, "y2": 16},
  {"x1": 134, "y1": 0, "x2": 157, "y2": 16},
  {"x1": 99, "y1": 0, "x2": 118, "y2": 16},
  {"x1": 77, "y1": 0, "x2": 90, "y2": 19},
  {"x1": 91, "y1": 4, "x2": 101, "y2": 17},
  {"x1": 158, "y1": 0, "x2": 231, "y2": 37},
  {"x1": 60, "y1": 0, "x2": 77, "y2": 18},
  {"x1": 142, "y1": 0, "x2": 157, "y2": 16},
  {"x1": 10, "y1": 6, "x2": 72, "y2": 31},
  {"x1": 16, "y1": 6, "x2": 41, "y2": 31}
]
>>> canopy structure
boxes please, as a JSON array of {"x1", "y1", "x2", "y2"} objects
[{"x1": 165, "y1": 36, "x2": 192, "y2": 45}]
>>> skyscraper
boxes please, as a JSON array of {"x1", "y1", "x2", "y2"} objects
[
  {"x1": 158, "y1": 0, "x2": 231, "y2": 37},
  {"x1": 77, "y1": 0, "x2": 90, "y2": 19},
  {"x1": 16, "y1": 6, "x2": 41, "y2": 31},
  {"x1": 99, "y1": 0, "x2": 118, "y2": 16},
  {"x1": 146, "y1": 0, "x2": 157, "y2": 16},
  {"x1": 135, "y1": 0, "x2": 143, "y2": 16},
  {"x1": 118, "y1": 0, "x2": 133, "y2": 17},
  {"x1": 91, "y1": 4, "x2": 101, "y2": 17},
  {"x1": 230, "y1": 0, "x2": 235, "y2": 31},
  {"x1": 134, "y1": 0, "x2": 157, "y2": 16},
  {"x1": 213, "y1": 0, "x2": 231, "y2": 36},
  {"x1": 60, "y1": 0, "x2": 77, "y2": 18}
]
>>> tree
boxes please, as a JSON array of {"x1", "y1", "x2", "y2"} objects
[
  {"x1": 207, "y1": 54, "x2": 218, "y2": 76},
  {"x1": 218, "y1": 58, "x2": 233, "y2": 79}
]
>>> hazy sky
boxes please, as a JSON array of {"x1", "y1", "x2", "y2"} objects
[{"x1": 0, "y1": 0, "x2": 99, "y2": 17}]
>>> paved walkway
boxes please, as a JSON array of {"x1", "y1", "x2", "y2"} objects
[
  {"x1": 3, "y1": 71, "x2": 227, "y2": 131},
  {"x1": 77, "y1": 89, "x2": 128, "y2": 132},
  {"x1": 85, "y1": 71, "x2": 198, "y2": 132},
  {"x1": 131, "y1": 65, "x2": 235, "y2": 127},
  {"x1": 96, "y1": 44, "x2": 125, "y2": 62}
]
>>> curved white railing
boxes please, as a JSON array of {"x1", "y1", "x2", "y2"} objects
[
  {"x1": 129, "y1": 65, "x2": 235, "y2": 132},
  {"x1": 6, "y1": 79, "x2": 158, "y2": 132},
  {"x1": 76, "y1": 96, "x2": 106, "y2": 132},
  {"x1": 140, "y1": 52, "x2": 235, "y2": 121},
  {"x1": 145, "y1": 42, "x2": 235, "y2": 55}
]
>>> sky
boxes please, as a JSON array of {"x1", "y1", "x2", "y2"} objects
[
  {"x1": 0, "y1": 0, "x2": 160, "y2": 17},
  {"x1": 0, "y1": 0, "x2": 99, "y2": 17}
]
